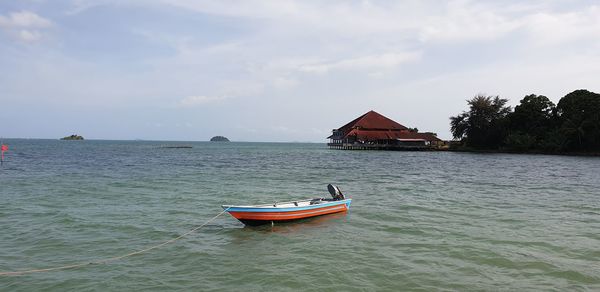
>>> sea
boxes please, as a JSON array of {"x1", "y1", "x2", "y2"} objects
[{"x1": 0, "y1": 139, "x2": 599, "y2": 291}]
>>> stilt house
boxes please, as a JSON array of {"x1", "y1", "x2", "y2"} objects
[{"x1": 327, "y1": 110, "x2": 442, "y2": 150}]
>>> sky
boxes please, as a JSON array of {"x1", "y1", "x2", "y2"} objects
[{"x1": 1, "y1": 0, "x2": 599, "y2": 142}]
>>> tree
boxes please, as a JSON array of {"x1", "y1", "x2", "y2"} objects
[
  {"x1": 504, "y1": 132, "x2": 536, "y2": 151},
  {"x1": 450, "y1": 94, "x2": 511, "y2": 149},
  {"x1": 505, "y1": 94, "x2": 556, "y2": 151},
  {"x1": 510, "y1": 94, "x2": 556, "y2": 136},
  {"x1": 556, "y1": 89, "x2": 600, "y2": 151}
]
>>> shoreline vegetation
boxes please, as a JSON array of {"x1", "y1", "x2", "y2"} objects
[
  {"x1": 446, "y1": 147, "x2": 600, "y2": 157},
  {"x1": 449, "y1": 89, "x2": 600, "y2": 156}
]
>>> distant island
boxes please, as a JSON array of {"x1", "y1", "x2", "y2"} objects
[
  {"x1": 210, "y1": 136, "x2": 230, "y2": 142},
  {"x1": 61, "y1": 134, "x2": 84, "y2": 140}
]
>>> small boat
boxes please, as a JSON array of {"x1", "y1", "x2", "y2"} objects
[{"x1": 222, "y1": 184, "x2": 352, "y2": 226}]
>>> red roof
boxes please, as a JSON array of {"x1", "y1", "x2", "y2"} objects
[
  {"x1": 329, "y1": 110, "x2": 441, "y2": 142},
  {"x1": 398, "y1": 132, "x2": 442, "y2": 142},
  {"x1": 345, "y1": 129, "x2": 402, "y2": 140},
  {"x1": 345, "y1": 129, "x2": 441, "y2": 142},
  {"x1": 337, "y1": 110, "x2": 407, "y2": 133}
]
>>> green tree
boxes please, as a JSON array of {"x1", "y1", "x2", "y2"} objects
[
  {"x1": 556, "y1": 89, "x2": 600, "y2": 151},
  {"x1": 505, "y1": 94, "x2": 556, "y2": 151},
  {"x1": 510, "y1": 94, "x2": 556, "y2": 136},
  {"x1": 450, "y1": 94, "x2": 511, "y2": 149},
  {"x1": 504, "y1": 132, "x2": 536, "y2": 151}
]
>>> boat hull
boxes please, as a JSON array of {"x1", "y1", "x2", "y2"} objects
[{"x1": 223, "y1": 199, "x2": 352, "y2": 226}]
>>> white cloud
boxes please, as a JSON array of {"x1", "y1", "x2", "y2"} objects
[
  {"x1": 17, "y1": 30, "x2": 41, "y2": 42},
  {"x1": 0, "y1": 11, "x2": 51, "y2": 28},
  {"x1": 418, "y1": 3, "x2": 521, "y2": 42},
  {"x1": 160, "y1": 0, "x2": 600, "y2": 45},
  {"x1": 3, "y1": 0, "x2": 600, "y2": 141},
  {"x1": 299, "y1": 52, "x2": 421, "y2": 74},
  {"x1": 523, "y1": 6, "x2": 600, "y2": 45},
  {"x1": 156, "y1": 1, "x2": 506, "y2": 41},
  {"x1": 178, "y1": 95, "x2": 226, "y2": 107},
  {"x1": 0, "y1": 11, "x2": 52, "y2": 42},
  {"x1": 271, "y1": 76, "x2": 298, "y2": 89},
  {"x1": 65, "y1": 0, "x2": 112, "y2": 15}
]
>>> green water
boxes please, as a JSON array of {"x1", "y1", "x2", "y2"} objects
[{"x1": 1, "y1": 140, "x2": 599, "y2": 291}]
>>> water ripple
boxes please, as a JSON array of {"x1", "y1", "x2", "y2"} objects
[{"x1": 1, "y1": 140, "x2": 599, "y2": 291}]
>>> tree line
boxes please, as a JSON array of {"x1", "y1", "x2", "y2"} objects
[{"x1": 450, "y1": 89, "x2": 600, "y2": 153}]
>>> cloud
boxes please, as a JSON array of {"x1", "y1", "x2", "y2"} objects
[
  {"x1": 157, "y1": 1, "x2": 507, "y2": 41},
  {"x1": 160, "y1": 0, "x2": 600, "y2": 45},
  {"x1": 3, "y1": 1, "x2": 600, "y2": 141},
  {"x1": 178, "y1": 95, "x2": 226, "y2": 107},
  {"x1": 17, "y1": 30, "x2": 42, "y2": 42},
  {"x1": 418, "y1": 4, "x2": 521, "y2": 42},
  {"x1": 298, "y1": 52, "x2": 422, "y2": 74},
  {"x1": 0, "y1": 11, "x2": 52, "y2": 42},
  {"x1": 523, "y1": 6, "x2": 600, "y2": 45},
  {"x1": 0, "y1": 11, "x2": 51, "y2": 28},
  {"x1": 64, "y1": 0, "x2": 112, "y2": 15}
]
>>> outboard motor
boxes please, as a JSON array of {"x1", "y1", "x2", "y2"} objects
[{"x1": 327, "y1": 184, "x2": 345, "y2": 201}]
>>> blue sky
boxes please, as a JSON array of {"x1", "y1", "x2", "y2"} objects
[{"x1": 1, "y1": 0, "x2": 599, "y2": 141}]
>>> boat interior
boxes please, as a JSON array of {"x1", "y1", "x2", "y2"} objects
[
  {"x1": 230, "y1": 198, "x2": 334, "y2": 208},
  {"x1": 226, "y1": 184, "x2": 346, "y2": 208}
]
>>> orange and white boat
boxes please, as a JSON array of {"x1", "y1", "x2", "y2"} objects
[{"x1": 222, "y1": 184, "x2": 352, "y2": 226}]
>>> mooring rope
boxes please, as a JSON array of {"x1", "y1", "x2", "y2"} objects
[{"x1": 0, "y1": 208, "x2": 229, "y2": 276}]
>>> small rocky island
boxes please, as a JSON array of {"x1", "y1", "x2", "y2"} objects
[
  {"x1": 210, "y1": 136, "x2": 230, "y2": 142},
  {"x1": 61, "y1": 134, "x2": 84, "y2": 140}
]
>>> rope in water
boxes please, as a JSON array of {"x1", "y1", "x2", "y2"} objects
[{"x1": 0, "y1": 208, "x2": 229, "y2": 276}]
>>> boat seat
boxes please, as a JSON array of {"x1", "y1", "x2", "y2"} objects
[{"x1": 310, "y1": 198, "x2": 322, "y2": 205}]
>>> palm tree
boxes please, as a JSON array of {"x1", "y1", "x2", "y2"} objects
[{"x1": 450, "y1": 94, "x2": 511, "y2": 148}]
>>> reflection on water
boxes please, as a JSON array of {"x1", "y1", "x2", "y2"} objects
[
  {"x1": 244, "y1": 211, "x2": 351, "y2": 233},
  {"x1": 220, "y1": 211, "x2": 351, "y2": 245}
]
